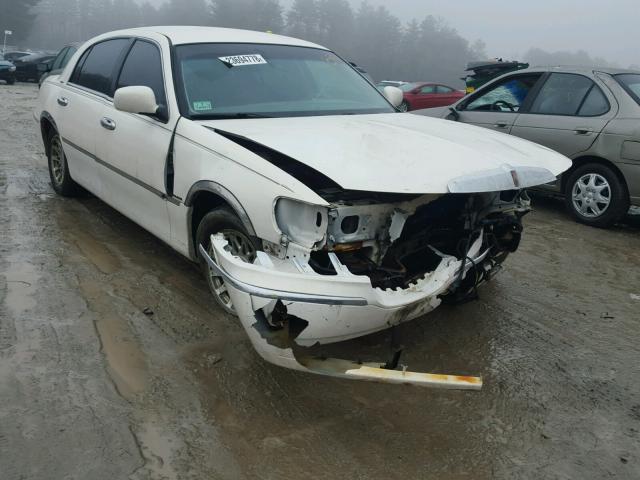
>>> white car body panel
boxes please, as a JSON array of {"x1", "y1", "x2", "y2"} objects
[
  {"x1": 35, "y1": 26, "x2": 573, "y2": 388},
  {"x1": 199, "y1": 113, "x2": 570, "y2": 193}
]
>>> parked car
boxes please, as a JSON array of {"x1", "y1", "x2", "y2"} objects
[
  {"x1": 38, "y1": 43, "x2": 80, "y2": 87},
  {"x1": 36, "y1": 27, "x2": 569, "y2": 387},
  {"x1": 2, "y1": 51, "x2": 30, "y2": 62},
  {"x1": 415, "y1": 66, "x2": 640, "y2": 227},
  {"x1": 13, "y1": 52, "x2": 56, "y2": 82},
  {"x1": 0, "y1": 53, "x2": 17, "y2": 84},
  {"x1": 398, "y1": 82, "x2": 465, "y2": 111}
]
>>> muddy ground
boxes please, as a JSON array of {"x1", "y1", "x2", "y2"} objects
[{"x1": 1, "y1": 83, "x2": 639, "y2": 480}]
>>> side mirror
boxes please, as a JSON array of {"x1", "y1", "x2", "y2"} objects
[
  {"x1": 37, "y1": 62, "x2": 51, "y2": 73},
  {"x1": 383, "y1": 86, "x2": 404, "y2": 108},
  {"x1": 114, "y1": 86, "x2": 158, "y2": 115}
]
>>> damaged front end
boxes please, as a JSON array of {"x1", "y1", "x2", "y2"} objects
[{"x1": 199, "y1": 185, "x2": 531, "y2": 389}]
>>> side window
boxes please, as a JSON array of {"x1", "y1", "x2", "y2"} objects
[
  {"x1": 51, "y1": 48, "x2": 68, "y2": 70},
  {"x1": 530, "y1": 73, "x2": 596, "y2": 116},
  {"x1": 437, "y1": 85, "x2": 453, "y2": 93},
  {"x1": 420, "y1": 85, "x2": 436, "y2": 94},
  {"x1": 116, "y1": 40, "x2": 167, "y2": 107},
  {"x1": 577, "y1": 86, "x2": 609, "y2": 116},
  {"x1": 464, "y1": 74, "x2": 541, "y2": 112},
  {"x1": 72, "y1": 39, "x2": 130, "y2": 96}
]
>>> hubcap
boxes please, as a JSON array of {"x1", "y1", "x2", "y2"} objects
[
  {"x1": 50, "y1": 136, "x2": 65, "y2": 186},
  {"x1": 571, "y1": 173, "x2": 611, "y2": 218},
  {"x1": 398, "y1": 102, "x2": 408, "y2": 112},
  {"x1": 207, "y1": 229, "x2": 256, "y2": 313}
]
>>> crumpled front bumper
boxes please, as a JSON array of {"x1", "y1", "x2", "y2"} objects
[{"x1": 199, "y1": 235, "x2": 486, "y2": 389}]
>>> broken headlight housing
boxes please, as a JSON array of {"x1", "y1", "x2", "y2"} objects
[{"x1": 274, "y1": 198, "x2": 328, "y2": 249}]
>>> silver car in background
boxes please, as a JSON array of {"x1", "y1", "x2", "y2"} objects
[{"x1": 416, "y1": 67, "x2": 640, "y2": 227}]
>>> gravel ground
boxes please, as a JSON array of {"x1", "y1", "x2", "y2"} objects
[{"x1": 1, "y1": 83, "x2": 639, "y2": 480}]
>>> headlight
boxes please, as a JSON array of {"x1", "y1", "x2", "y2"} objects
[
  {"x1": 274, "y1": 198, "x2": 328, "y2": 249},
  {"x1": 10, "y1": 66, "x2": 16, "y2": 72}
]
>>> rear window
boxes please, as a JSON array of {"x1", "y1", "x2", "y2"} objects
[{"x1": 614, "y1": 74, "x2": 640, "y2": 105}]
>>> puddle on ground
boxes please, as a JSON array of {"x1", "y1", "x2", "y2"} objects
[
  {"x1": 95, "y1": 312, "x2": 148, "y2": 400},
  {"x1": 135, "y1": 420, "x2": 180, "y2": 480},
  {"x1": 73, "y1": 230, "x2": 121, "y2": 275},
  {"x1": 79, "y1": 277, "x2": 149, "y2": 401}
]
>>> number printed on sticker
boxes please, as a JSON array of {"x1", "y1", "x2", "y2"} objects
[{"x1": 219, "y1": 54, "x2": 268, "y2": 67}]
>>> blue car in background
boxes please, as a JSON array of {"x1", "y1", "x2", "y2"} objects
[{"x1": 0, "y1": 53, "x2": 17, "y2": 85}]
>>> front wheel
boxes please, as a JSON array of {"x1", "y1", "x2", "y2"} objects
[
  {"x1": 398, "y1": 100, "x2": 410, "y2": 112},
  {"x1": 6, "y1": 78, "x2": 15, "y2": 85},
  {"x1": 564, "y1": 163, "x2": 629, "y2": 228},
  {"x1": 196, "y1": 208, "x2": 261, "y2": 315}
]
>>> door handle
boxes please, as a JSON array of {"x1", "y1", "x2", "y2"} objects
[
  {"x1": 100, "y1": 117, "x2": 116, "y2": 131},
  {"x1": 494, "y1": 122, "x2": 508, "y2": 128},
  {"x1": 574, "y1": 128, "x2": 592, "y2": 135},
  {"x1": 57, "y1": 96, "x2": 69, "y2": 107}
]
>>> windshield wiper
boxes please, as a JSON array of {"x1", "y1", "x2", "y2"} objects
[{"x1": 191, "y1": 112, "x2": 275, "y2": 120}]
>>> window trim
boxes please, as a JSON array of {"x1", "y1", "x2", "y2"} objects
[
  {"x1": 525, "y1": 72, "x2": 611, "y2": 118},
  {"x1": 458, "y1": 72, "x2": 545, "y2": 112}
]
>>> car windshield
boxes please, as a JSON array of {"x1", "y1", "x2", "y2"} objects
[
  {"x1": 614, "y1": 74, "x2": 640, "y2": 105},
  {"x1": 175, "y1": 43, "x2": 394, "y2": 118}
]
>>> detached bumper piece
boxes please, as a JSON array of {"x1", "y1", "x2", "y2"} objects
[{"x1": 199, "y1": 238, "x2": 483, "y2": 390}]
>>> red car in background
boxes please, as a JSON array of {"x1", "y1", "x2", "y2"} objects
[{"x1": 398, "y1": 82, "x2": 465, "y2": 111}]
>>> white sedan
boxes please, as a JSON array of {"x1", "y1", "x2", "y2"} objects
[{"x1": 36, "y1": 27, "x2": 570, "y2": 388}]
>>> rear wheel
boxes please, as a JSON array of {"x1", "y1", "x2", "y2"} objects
[
  {"x1": 196, "y1": 208, "x2": 261, "y2": 315},
  {"x1": 47, "y1": 131, "x2": 82, "y2": 197},
  {"x1": 564, "y1": 163, "x2": 629, "y2": 228}
]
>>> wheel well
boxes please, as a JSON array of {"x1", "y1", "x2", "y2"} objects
[
  {"x1": 561, "y1": 156, "x2": 629, "y2": 194},
  {"x1": 189, "y1": 191, "x2": 233, "y2": 257},
  {"x1": 40, "y1": 117, "x2": 56, "y2": 157}
]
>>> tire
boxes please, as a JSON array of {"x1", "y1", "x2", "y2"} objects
[
  {"x1": 196, "y1": 208, "x2": 261, "y2": 315},
  {"x1": 47, "y1": 130, "x2": 82, "y2": 197},
  {"x1": 7, "y1": 78, "x2": 15, "y2": 85},
  {"x1": 564, "y1": 162, "x2": 629, "y2": 228},
  {"x1": 398, "y1": 100, "x2": 410, "y2": 112}
]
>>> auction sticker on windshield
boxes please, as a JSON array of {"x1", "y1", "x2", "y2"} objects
[{"x1": 219, "y1": 54, "x2": 268, "y2": 67}]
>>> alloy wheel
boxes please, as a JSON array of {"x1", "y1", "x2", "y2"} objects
[
  {"x1": 50, "y1": 136, "x2": 65, "y2": 186},
  {"x1": 571, "y1": 173, "x2": 611, "y2": 218}
]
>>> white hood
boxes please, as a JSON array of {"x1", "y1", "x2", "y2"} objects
[{"x1": 201, "y1": 113, "x2": 571, "y2": 194}]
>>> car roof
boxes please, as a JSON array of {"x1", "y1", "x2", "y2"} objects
[
  {"x1": 97, "y1": 26, "x2": 326, "y2": 50},
  {"x1": 514, "y1": 65, "x2": 640, "y2": 76}
]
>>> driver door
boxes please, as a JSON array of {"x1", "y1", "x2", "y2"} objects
[{"x1": 455, "y1": 73, "x2": 544, "y2": 133}]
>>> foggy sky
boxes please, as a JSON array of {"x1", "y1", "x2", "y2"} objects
[{"x1": 143, "y1": 0, "x2": 638, "y2": 67}]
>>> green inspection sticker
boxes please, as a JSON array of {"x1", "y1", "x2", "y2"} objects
[{"x1": 193, "y1": 100, "x2": 213, "y2": 112}]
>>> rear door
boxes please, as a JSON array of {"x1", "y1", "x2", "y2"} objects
[
  {"x1": 511, "y1": 73, "x2": 616, "y2": 157},
  {"x1": 411, "y1": 84, "x2": 438, "y2": 109},
  {"x1": 57, "y1": 38, "x2": 131, "y2": 196},
  {"x1": 455, "y1": 73, "x2": 544, "y2": 133}
]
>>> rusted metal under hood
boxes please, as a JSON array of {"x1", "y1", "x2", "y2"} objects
[{"x1": 200, "y1": 113, "x2": 571, "y2": 194}]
